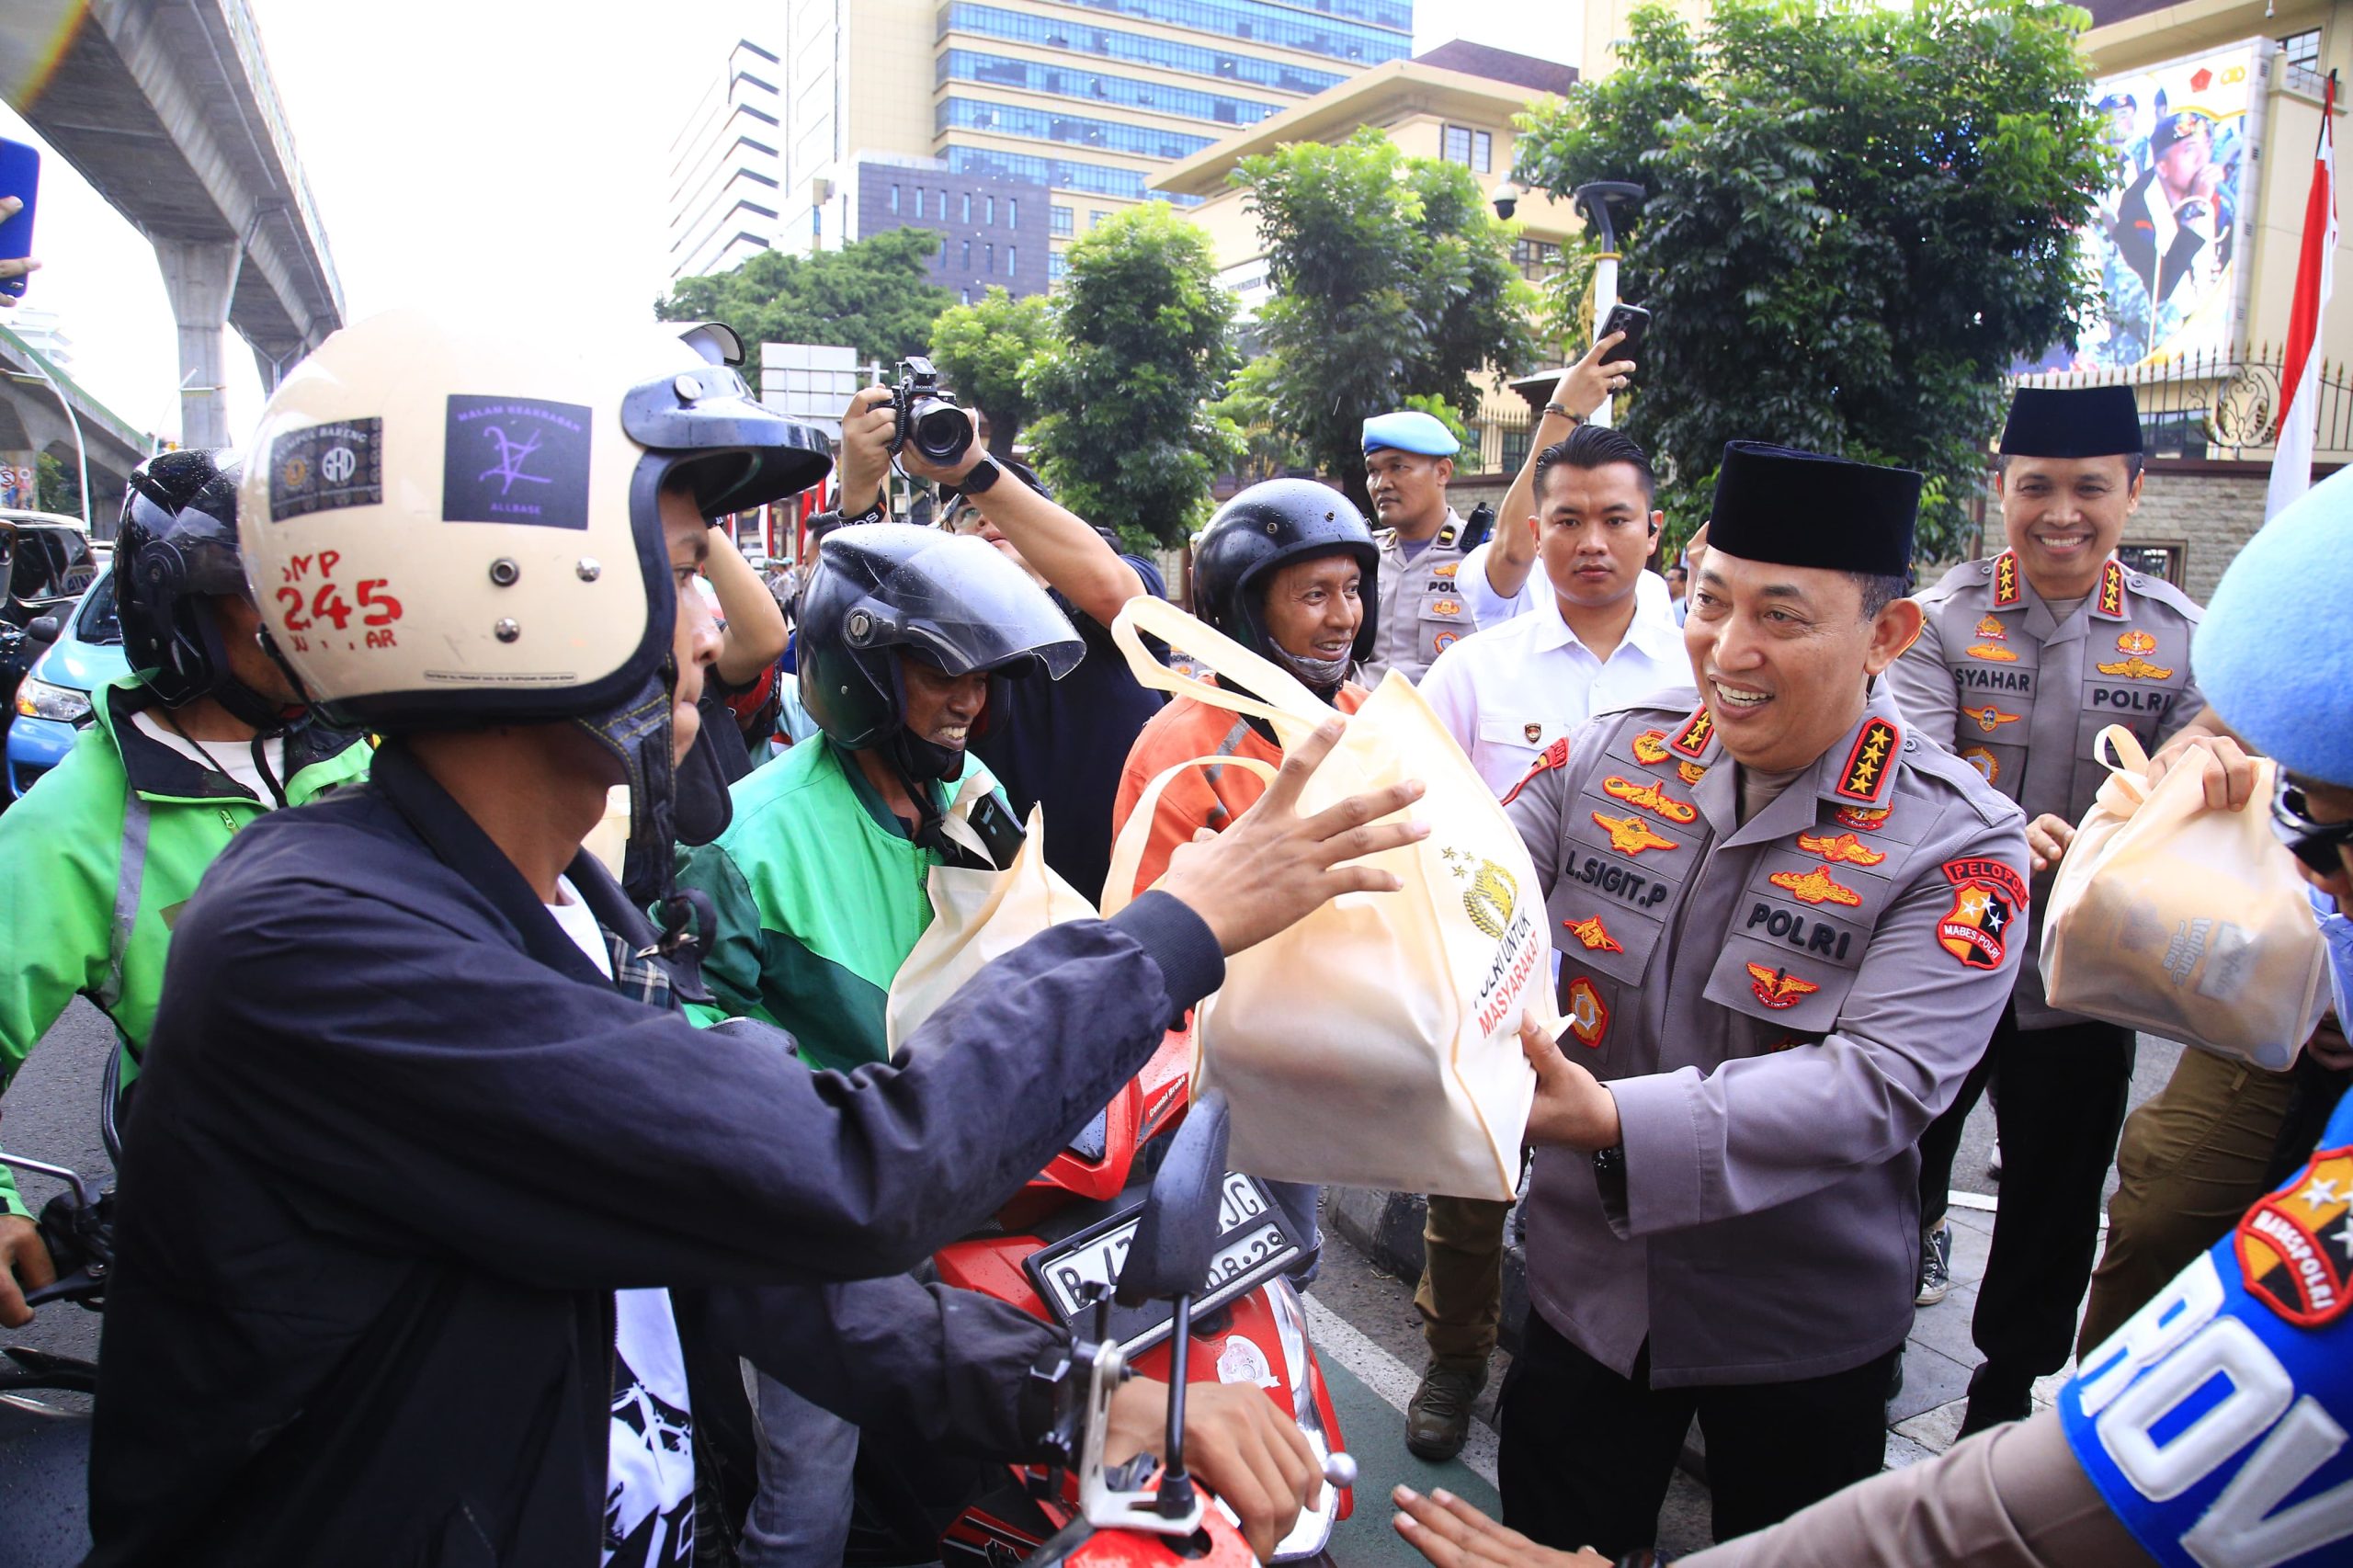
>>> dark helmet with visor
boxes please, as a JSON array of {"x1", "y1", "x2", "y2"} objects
[
  {"x1": 117, "y1": 449, "x2": 295, "y2": 731},
  {"x1": 799, "y1": 523, "x2": 1081, "y2": 839},
  {"x1": 1192, "y1": 478, "x2": 1379, "y2": 668}
]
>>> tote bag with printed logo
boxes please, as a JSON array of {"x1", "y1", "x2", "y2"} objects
[{"x1": 1100, "y1": 597, "x2": 1544, "y2": 1200}]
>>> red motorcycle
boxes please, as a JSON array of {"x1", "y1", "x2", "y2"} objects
[{"x1": 868, "y1": 1028, "x2": 1357, "y2": 1568}]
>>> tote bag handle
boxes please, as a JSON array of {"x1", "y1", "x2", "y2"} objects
[{"x1": 1100, "y1": 753, "x2": 1280, "y2": 917}]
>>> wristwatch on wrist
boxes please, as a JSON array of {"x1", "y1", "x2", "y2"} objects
[
  {"x1": 1542, "y1": 402, "x2": 1585, "y2": 426},
  {"x1": 1592, "y1": 1143, "x2": 1625, "y2": 1180},
  {"x1": 960, "y1": 455, "x2": 1003, "y2": 495}
]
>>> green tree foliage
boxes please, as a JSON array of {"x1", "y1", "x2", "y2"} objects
[
  {"x1": 1026, "y1": 204, "x2": 1241, "y2": 550},
  {"x1": 34, "y1": 451, "x2": 78, "y2": 520},
  {"x1": 655, "y1": 228, "x2": 954, "y2": 381},
  {"x1": 928, "y1": 286, "x2": 1057, "y2": 460},
  {"x1": 1513, "y1": 0, "x2": 2107, "y2": 558},
  {"x1": 1231, "y1": 129, "x2": 1535, "y2": 512}
]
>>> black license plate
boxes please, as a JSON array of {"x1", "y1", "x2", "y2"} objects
[{"x1": 1024, "y1": 1172, "x2": 1303, "y2": 1354}]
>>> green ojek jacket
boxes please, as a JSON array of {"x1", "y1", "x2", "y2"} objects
[
  {"x1": 0, "y1": 678, "x2": 370, "y2": 1217},
  {"x1": 676, "y1": 737, "x2": 998, "y2": 1073}
]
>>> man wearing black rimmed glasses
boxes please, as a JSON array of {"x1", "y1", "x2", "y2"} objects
[{"x1": 1888, "y1": 384, "x2": 2251, "y2": 1437}]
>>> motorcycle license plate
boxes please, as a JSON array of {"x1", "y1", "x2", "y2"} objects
[{"x1": 1024, "y1": 1172, "x2": 1302, "y2": 1355}]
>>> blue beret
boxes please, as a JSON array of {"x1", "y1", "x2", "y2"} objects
[
  {"x1": 2194, "y1": 466, "x2": 2353, "y2": 785},
  {"x1": 1361, "y1": 411, "x2": 1460, "y2": 458}
]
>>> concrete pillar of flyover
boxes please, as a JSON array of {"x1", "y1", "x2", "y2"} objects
[{"x1": 155, "y1": 240, "x2": 242, "y2": 450}]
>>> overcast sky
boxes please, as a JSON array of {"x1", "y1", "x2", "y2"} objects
[{"x1": 3, "y1": 0, "x2": 1580, "y2": 448}]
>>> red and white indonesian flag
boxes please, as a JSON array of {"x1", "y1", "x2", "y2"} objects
[{"x1": 2269, "y1": 74, "x2": 2339, "y2": 521}]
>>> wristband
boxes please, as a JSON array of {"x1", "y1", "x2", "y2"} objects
[
  {"x1": 1542, "y1": 403, "x2": 1584, "y2": 426},
  {"x1": 842, "y1": 500, "x2": 888, "y2": 528}
]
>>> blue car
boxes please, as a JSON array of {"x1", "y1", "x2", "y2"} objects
[{"x1": 7, "y1": 562, "x2": 129, "y2": 800}]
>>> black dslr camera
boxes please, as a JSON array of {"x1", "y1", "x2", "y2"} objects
[{"x1": 883, "y1": 356, "x2": 973, "y2": 466}]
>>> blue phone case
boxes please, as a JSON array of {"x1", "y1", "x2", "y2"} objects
[{"x1": 0, "y1": 138, "x2": 40, "y2": 301}]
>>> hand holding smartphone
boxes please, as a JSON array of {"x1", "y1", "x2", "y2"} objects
[
  {"x1": 1597, "y1": 301, "x2": 1650, "y2": 358},
  {"x1": 0, "y1": 138, "x2": 42, "y2": 303}
]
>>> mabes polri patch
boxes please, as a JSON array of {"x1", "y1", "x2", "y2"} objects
[
  {"x1": 269, "y1": 418, "x2": 383, "y2": 521},
  {"x1": 442, "y1": 395, "x2": 592, "y2": 529}
]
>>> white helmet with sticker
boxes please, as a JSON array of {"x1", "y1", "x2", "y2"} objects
[{"x1": 236, "y1": 308, "x2": 832, "y2": 732}]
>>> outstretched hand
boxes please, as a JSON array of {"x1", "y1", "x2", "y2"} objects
[
  {"x1": 1392, "y1": 1484, "x2": 1609, "y2": 1568},
  {"x1": 1156, "y1": 719, "x2": 1427, "y2": 955}
]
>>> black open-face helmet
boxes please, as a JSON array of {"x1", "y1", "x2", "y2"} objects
[
  {"x1": 117, "y1": 449, "x2": 297, "y2": 731},
  {"x1": 1193, "y1": 479, "x2": 1379, "y2": 667},
  {"x1": 798, "y1": 523, "x2": 1080, "y2": 824}
]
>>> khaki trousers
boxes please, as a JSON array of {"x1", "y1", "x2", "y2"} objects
[
  {"x1": 1415, "y1": 1193, "x2": 1513, "y2": 1369},
  {"x1": 2075, "y1": 1045, "x2": 2299, "y2": 1358}
]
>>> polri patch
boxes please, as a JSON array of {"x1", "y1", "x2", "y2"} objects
[
  {"x1": 269, "y1": 417, "x2": 383, "y2": 521},
  {"x1": 442, "y1": 395, "x2": 593, "y2": 529},
  {"x1": 2234, "y1": 1146, "x2": 2353, "y2": 1327}
]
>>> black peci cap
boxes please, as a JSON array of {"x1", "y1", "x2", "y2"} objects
[
  {"x1": 1706, "y1": 441, "x2": 1920, "y2": 579},
  {"x1": 1998, "y1": 386, "x2": 2144, "y2": 459}
]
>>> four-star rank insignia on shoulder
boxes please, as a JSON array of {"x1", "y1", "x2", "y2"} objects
[
  {"x1": 1562, "y1": 914, "x2": 1623, "y2": 953},
  {"x1": 1936, "y1": 858, "x2": 2027, "y2": 971},
  {"x1": 1835, "y1": 719, "x2": 1898, "y2": 803},
  {"x1": 1602, "y1": 775, "x2": 1699, "y2": 824},
  {"x1": 1631, "y1": 729, "x2": 1671, "y2": 765},
  {"x1": 1500, "y1": 736, "x2": 1572, "y2": 808},
  {"x1": 1746, "y1": 963, "x2": 1820, "y2": 1010},
  {"x1": 2235, "y1": 1145, "x2": 2353, "y2": 1326},
  {"x1": 1796, "y1": 830, "x2": 1886, "y2": 867}
]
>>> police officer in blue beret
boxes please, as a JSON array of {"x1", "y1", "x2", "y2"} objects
[{"x1": 1360, "y1": 410, "x2": 1490, "y2": 685}]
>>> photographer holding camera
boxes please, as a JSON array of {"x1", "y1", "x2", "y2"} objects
[{"x1": 822, "y1": 361, "x2": 1166, "y2": 904}]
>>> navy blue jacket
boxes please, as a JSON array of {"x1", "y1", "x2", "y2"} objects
[{"x1": 85, "y1": 742, "x2": 1223, "y2": 1566}]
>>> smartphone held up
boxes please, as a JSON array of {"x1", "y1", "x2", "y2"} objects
[{"x1": 0, "y1": 138, "x2": 40, "y2": 303}]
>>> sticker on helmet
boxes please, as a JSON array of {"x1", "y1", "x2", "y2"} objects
[
  {"x1": 270, "y1": 418, "x2": 383, "y2": 521},
  {"x1": 442, "y1": 396, "x2": 593, "y2": 529}
]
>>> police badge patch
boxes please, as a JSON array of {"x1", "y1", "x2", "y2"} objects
[
  {"x1": 1564, "y1": 977, "x2": 1609, "y2": 1047},
  {"x1": 2235, "y1": 1146, "x2": 2353, "y2": 1327},
  {"x1": 1936, "y1": 858, "x2": 2027, "y2": 970}
]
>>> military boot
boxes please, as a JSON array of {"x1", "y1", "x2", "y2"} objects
[{"x1": 1404, "y1": 1360, "x2": 1486, "y2": 1461}]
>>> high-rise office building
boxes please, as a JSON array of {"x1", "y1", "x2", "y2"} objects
[
  {"x1": 665, "y1": 40, "x2": 787, "y2": 283},
  {"x1": 668, "y1": 2, "x2": 1412, "y2": 294}
]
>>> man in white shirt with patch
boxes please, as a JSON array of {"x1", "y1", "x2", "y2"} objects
[{"x1": 1402, "y1": 423, "x2": 1687, "y2": 1461}]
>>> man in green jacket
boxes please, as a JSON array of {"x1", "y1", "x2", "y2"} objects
[
  {"x1": 674, "y1": 521, "x2": 1082, "y2": 1567},
  {"x1": 0, "y1": 451, "x2": 369, "y2": 1324}
]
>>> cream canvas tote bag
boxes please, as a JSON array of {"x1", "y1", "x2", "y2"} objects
[{"x1": 1100, "y1": 596, "x2": 1544, "y2": 1199}]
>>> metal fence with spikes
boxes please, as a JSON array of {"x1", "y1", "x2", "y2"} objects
[{"x1": 2009, "y1": 347, "x2": 2353, "y2": 462}]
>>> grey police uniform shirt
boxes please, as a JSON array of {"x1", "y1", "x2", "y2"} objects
[
  {"x1": 1885, "y1": 551, "x2": 2206, "y2": 1028},
  {"x1": 1504, "y1": 689, "x2": 2029, "y2": 1386},
  {"x1": 1360, "y1": 508, "x2": 1476, "y2": 686}
]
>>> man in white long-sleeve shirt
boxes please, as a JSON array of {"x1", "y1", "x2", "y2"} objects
[{"x1": 1401, "y1": 425, "x2": 1686, "y2": 1463}]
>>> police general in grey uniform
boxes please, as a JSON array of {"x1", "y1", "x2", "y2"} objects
[
  {"x1": 1888, "y1": 384, "x2": 2225, "y2": 1437},
  {"x1": 1494, "y1": 442, "x2": 2029, "y2": 1559},
  {"x1": 1359, "y1": 410, "x2": 1488, "y2": 685}
]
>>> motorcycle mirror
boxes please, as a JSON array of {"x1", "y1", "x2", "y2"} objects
[
  {"x1": 1114, "y1": 1089, "x2": 1231, "y2": 1308},
  {"x1": 26, "y1": 614, "x2": 61, "y2": 643}
]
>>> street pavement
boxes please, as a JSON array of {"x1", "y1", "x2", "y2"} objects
[{"x1": 0, "y1": 1002, "x2": 2188, "y2": 1559}]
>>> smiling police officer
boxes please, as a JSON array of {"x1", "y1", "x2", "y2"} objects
[
  {"x1": 1493, "y1": 441, "x2": 2029, "y2": 1558},
  {"x1": 1889, "y1": 385, "x2": 2238, "y2": 1437}
]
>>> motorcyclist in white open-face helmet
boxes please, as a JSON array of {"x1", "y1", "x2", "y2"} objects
[{"x1": 84, "y1": 309, "x2": 1439, "y2": 1565}]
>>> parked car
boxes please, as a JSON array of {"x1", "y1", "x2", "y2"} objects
[
  {"x1": 7, "y1": 561, "x2": 127, "y2": 800},
  {"x1": 0, "y1": 512, "x2": 99, "y2": 752}
]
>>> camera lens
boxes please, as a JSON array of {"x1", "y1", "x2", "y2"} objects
[{"x1": 910, "y1": 399, "x2": 972, "y2": 464}]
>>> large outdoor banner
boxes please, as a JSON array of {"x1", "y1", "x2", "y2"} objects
[{"x1": 2045, "y1": 41, "x2": 2264, "y2": 371}]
